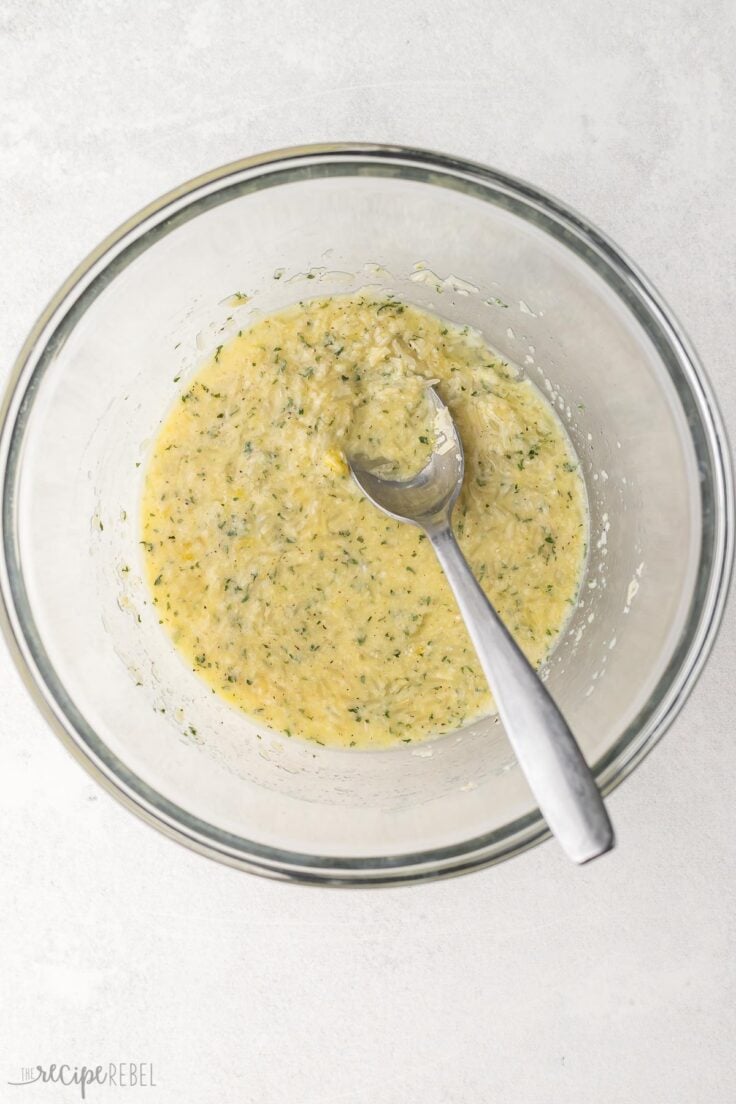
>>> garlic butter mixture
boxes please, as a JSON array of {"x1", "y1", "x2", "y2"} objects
[{"x1": 142, "y1": 293, "x2": 586, "y2": 748}]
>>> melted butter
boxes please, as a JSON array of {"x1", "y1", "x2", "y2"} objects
[{"x1": 141, "y1": 293, "x2": 587, "y2": 748}]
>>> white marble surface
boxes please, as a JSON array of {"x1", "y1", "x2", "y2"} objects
[{"x1": 1, "y1": 2, "x2": 735, "y2": 1101}]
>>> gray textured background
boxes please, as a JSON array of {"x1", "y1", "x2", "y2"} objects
[{"x1": 1, "y1": 2, "x2": 734, "y2": 1101}]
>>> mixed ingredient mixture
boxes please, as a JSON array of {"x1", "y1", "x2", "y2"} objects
[{"x1": 141, "y1": 293, "x2": 586, "y2": 748}]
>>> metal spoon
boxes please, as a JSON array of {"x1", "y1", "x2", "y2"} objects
[{"x1": 348, "y1": 387, "x2": 614, "y2": 864}]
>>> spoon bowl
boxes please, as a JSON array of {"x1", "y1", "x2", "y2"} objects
[{"x1": 349, "y1": 387, "x2": 465, "y2": 530}]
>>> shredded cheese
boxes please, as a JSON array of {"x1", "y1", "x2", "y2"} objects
[{"x1": 141, "y1": 293, "x2": 587, "y2": 748}]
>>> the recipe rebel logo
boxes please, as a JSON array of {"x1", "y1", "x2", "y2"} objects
[{"x1": 7, "y1": 1062, "x2": 157, "y2": 1098}]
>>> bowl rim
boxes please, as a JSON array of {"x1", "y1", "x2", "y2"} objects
[{"x1": 1, "y1": 142, "x2": 733, "y2": 886}]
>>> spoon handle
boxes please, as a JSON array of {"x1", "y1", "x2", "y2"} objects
[{"x1": 429, "y1": 524, "x2": 614, "y2": 864}]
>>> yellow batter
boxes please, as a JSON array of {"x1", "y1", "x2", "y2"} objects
[{"x1": 142, "y1": 293, "x2": 586, "y2": 748}]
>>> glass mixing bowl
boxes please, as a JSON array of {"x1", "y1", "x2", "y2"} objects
[{"x1": 0, "y1": 144, "x2": 732, "y2": 885}]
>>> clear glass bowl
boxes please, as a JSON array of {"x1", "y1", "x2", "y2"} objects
[{"x1": 0, "y1": 144, "x2": 732, "y2": 885}]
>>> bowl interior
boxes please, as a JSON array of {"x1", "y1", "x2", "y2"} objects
[{"x1": 2, "y1": 152, "x2": 726, "y2": 879}]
